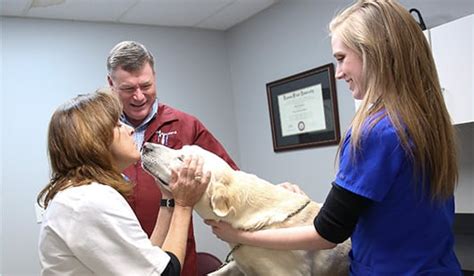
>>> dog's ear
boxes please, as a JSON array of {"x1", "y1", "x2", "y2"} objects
[
  {"x1": 210, "y1": 189, "x2": 233, "y2": 217},
  {"x1": 210, "y1": 176, "x2": 235, "y2": 218}
]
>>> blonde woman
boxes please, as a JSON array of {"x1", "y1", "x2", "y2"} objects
[
  {"x1": 37, "y1": 90, "x2": 209, "y2": 275},
  {"x1": 206, "y1": 0, "x2": 461, "y2": 274}
]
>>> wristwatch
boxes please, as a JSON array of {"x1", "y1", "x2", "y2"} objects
[{"x1": 160, "y1": 198, "x2": 175, "y2": 208}]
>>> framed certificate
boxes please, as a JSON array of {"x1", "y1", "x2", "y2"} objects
[{"x1": 266, "y1": 63, "x2": 340, "y2": 152}]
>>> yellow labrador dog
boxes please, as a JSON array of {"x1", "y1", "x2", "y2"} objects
[{"x1": 141, "y1": 142, "x2": 350, "y2": 276}]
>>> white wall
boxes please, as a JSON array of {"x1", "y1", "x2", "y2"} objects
[
  {"x1": 226, "y1": 0, "x2": 356, "y2": 204},
  {"x1": 1, "y1": 17, "x2": 238, "y2": 275},
  {"x1": 0, "y1": 16, "x2": 4, "y2": 276},
  {"x1": 454, "y1": 123, "x2": 474, "y2": 213}
]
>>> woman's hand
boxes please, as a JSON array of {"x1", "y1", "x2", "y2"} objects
[
  {"x1": 278, "y1": 182, "x2": 307, "y2": 196},
  {"x1": 204, "y1": 220, "x2": 244, "y2": 244},
  {"x1": 169, "y1": 155, "x2": 210, "y2": 207}
]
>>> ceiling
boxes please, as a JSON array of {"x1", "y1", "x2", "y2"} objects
[
  {"x1": 1, "y1": 0, "x2": 473, "y2": 31},
  {"x1": 398, "y1": 0, "x2": 474, "y2": 29},
  {"x1": 0, "y1": 0, "x2": 279, "y2": 30}
]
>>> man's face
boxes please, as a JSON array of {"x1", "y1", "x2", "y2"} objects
[{"x1": 108, "y1": 63, "x2": 156, "y2": 127}]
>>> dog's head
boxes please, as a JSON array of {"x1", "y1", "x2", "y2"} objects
[
  {"x1": 142, "y1": 142, "x2": 315, "y2": 231},
  {"x1": 141, "y1": 142, "x2": 237, "y2": 219},
  {"x1": 141, "y1": 143, "x2": 184, "y2": 191}
]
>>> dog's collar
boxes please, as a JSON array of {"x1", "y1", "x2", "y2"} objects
[
  {"x1": 279, "y1": 199, "x2": 312, "y2": 226},
  {"x1": 224, "y1": 199, "x2": 312, "y2": 264},
  {"x1": 224, "y1": 244, "x2": 242, "y2": 264}
]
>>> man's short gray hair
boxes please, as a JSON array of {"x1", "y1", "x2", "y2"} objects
[{"x1": 107, "y1": 41, "x2": 155, "y2": 74}]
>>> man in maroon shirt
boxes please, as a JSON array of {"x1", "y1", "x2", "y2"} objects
[{"x1": 106, "y1": 41, "x2": 238, "y2": 275}]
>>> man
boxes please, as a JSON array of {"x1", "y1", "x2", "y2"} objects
[{"x1": 107, "y1": 41, "x2": 238, "y2": 276}]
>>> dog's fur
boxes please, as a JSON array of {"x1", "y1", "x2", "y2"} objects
[{"x1": 141, "y1": 143, "x2": 350, "y2": 276}]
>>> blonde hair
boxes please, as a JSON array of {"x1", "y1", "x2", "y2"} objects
[
  {"x1": 37, "y1": 89, "x2": 132, "y2": 208},
  {"x1": 330, "y1": 0, "x2": 457, "y2": 200}
]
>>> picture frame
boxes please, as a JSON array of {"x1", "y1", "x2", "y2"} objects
[{"x1": 266, "y1": 63, "x2": 341, "y2": 152}]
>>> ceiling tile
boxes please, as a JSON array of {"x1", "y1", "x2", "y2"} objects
[
  {"x1": 120, "y1": 0, "x2": 234, "y2": 27},
  {"x1": 198, "y1": 0, "x2": 277, "y2": 30},
  {"x1": 0, "y1": 0, "x2": 31, "y2": 15},
  {"x1": 3, "y1": 0, "x2": 471, "y2": 31},
  {"x1": 25, "y1": 0, "x2": 137, "y2": 22}
]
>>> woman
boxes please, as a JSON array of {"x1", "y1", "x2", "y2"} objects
[
  {"x1": 37, "y1": 90, "x2": 210, "y2": 275},
  {"x1": 206, "y1": 0, "x2": 461, "y2": 274}
]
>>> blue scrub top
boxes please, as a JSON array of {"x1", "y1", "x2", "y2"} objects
[{"x1": 335, "y1": 114, "x2": 461, "y2": 275}]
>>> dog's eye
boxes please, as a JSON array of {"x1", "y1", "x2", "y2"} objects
[{"x1": 178, "y1": 155, "x2": 184, "y2": 162}]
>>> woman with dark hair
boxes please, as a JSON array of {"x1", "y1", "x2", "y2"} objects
[{"x1": 37, "y1": 89, "x2": 209, "y2": 275}]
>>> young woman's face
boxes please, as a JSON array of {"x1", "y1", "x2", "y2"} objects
[
  {"x1": 331, "y1": 35, "x2": 365, "y2": 100},
  {"x1": 110, "y1": 122, "x2": 140, "y2": 171}
]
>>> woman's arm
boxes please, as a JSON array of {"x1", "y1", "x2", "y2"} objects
[
  {"x1": 205, "y1": 221, "x2": 336, "y2": 250},
  {"x1": 150, "y1": 180, "x2": 174, "y2": 247},
  {"x1": 160, "y1": 206, "x2": 193, "y2": 262},
  {"x1": 149, "y1": 204, "x2": 188, "y2": 276},
  {"x1": 206, "y1": 183, "x2": 372, "y2": 251},
  {"x1": 155, "y1": 155, "x2": 210, "y2": 267},
  {"x1": 150, "y1": 204, "x2": 173, "y2": 247}
]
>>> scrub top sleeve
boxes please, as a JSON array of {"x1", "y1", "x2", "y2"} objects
[
  {"x1": 66, "y1": 187, "x2": 171, "y2": 275},
  {"x1": 335, "y1": 121, "x2": 406, "y2": 202}
]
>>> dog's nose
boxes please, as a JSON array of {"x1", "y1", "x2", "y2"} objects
[{"x1": 141, "y1": 143, "x2": 152, "y2": 154}]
